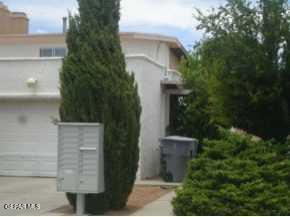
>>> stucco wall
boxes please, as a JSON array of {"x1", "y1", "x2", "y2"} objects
[
  {"x1": 121, "y1": 39, "x2": 170, "y2": 68},
  {"x1": 0, "y1": 56, "x2": 169, "y2": 179},
  {"x1": 126, "y1": 56, "x2": 168, "y2": 179},
  {"x1": 0, "y1": 44, "x2": 65, "y2": 58},
  {"x1": 0, "y1": 30, "x2": 186, "y2": 179},
  {"x1": 0, "y1": 58, "x2": 61, "y2": 95},
  {"x1": 0, "y1": 37, "x2": 172, "y2": 69}
]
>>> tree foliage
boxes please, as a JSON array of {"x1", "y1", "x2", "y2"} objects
[
  {"x1": 59, "y1": 0, "x2": 141, "y2": 214},
  {"x1": 173, "y1": 129, "x2": 290, "y2": 215},
  {"x1": 181, "y1": 0, "x2": 290, "y2": 141},
  {"x1": 171, "y1": 53, "x2": 218, "y2": 141},
  {"x1": 173, "y1": 1, "x2": 290, "y2": 214}
]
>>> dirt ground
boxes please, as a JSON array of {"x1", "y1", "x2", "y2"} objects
[
  {"x1": 50, "y1": 185, "x2": 173, "y2": 216},
  {"x1": 107, "y1": 185, "x2": 173, "y2": 215}
]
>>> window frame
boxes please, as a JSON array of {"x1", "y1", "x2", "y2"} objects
[{"x1": 39, "y1": 47, "x2": 67, "y2": 57}]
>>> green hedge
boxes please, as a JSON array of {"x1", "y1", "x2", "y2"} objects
[{"x1": 172, "y1": 129, "x2": 290, "y2": 216}]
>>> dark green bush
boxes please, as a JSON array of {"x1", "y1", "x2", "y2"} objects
[{"x1": 172, "y1": 129, "x2": 290, "y2": 216}]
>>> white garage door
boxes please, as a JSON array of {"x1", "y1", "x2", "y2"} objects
[{"x1": 0, "y1": 101, "x2": 59, "y2": 177}]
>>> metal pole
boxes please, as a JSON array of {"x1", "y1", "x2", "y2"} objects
[{"x1": 76, "y1": 193, "x2": 85, "y2": 216}]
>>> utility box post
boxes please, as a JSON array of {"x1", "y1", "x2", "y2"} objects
[
  {"x1": 57, "y1": 123, "x2": 105, "y2": 215},
  {"x1": 76, "y1": 194, "x2": 85, "y2": 216}
]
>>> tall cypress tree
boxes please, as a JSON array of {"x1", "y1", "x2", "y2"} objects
[{"x1": 59, "y1": 0, "x2": 141, "y2": 214}]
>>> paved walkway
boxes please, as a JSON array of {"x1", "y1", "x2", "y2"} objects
[
  {"x1": 131, "y1": 191, "x2": 175, "y2": 216},
  {"x1": 0, "y1": 177, "x2": 67, "y2": 216},
  {"x1": 136, "y1": 179, "x2": 180, "y2": 187},
  {"x1": 0, "y1": 176, "x2": 176, "y2": 216}
]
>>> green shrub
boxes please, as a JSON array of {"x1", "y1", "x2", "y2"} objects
[
  {"x1": 60, "y1": 0, "x2": 141, "y2": 214},
  {"x1": 172, "y1": 129, "x2": 290, "y2": 216}
]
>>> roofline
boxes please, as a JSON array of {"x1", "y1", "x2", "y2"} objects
[
  {"x1": 119, "y1": 32, "x2": 188, "y2": 56},
  {"x1": 0, "y1": 32, "x2": 187, "y2": 56}
]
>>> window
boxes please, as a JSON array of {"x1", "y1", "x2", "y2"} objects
[
  {"x1": 40, "y1": 47, "x2": 66, "y2": 57},
  {"x1": 55, "y1": 48, "x2": 66, "y2": 57},
  {"x1": 40, "y1": 48, "x2": 53, "y2": 57}
]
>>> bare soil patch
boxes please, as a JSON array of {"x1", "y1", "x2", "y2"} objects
[{"x1": 107, "y1": 185, "x2": 172, "y2": 216}]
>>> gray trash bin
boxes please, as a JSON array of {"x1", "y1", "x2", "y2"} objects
[{"x1": 160, "y1": 136, "x2": 198, "y2": 182}]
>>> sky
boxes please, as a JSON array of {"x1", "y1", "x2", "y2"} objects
[{"x1": 2, "y1": 0, "x2": 226, "y2": 50}]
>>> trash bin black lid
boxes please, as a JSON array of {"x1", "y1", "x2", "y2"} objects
[{"x1": 160, "y1": 136, "x2": 198, "y2": 143}]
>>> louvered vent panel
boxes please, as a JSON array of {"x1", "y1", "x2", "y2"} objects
[{"x1": 58, "y1": 126, "x2": 79, "y2": 170}]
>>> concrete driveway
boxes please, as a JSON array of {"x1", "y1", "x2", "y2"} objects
[{"x1": 0, "y1": 177, "x2": 68, "y2": 216}]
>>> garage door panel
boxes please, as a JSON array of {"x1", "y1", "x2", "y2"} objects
[
  {"x1": 0, "y1": 159, "x2": 38, "y2": 170},
  {"x1": 0, "y1": 101, "x2": 59, "y2": 177}
]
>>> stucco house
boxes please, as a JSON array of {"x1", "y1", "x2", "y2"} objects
[{"x1": 0, "y1": 2, "x2": 187, "y2": 180}]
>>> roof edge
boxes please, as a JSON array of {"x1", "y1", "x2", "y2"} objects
[
  {"x1": 120, "y1": 32, "x2": 187, "y2": 56},
  {"x1": 0, "y1": 32, "x2": 187, "y2": 56}
]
